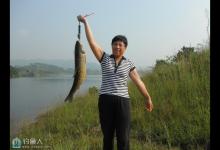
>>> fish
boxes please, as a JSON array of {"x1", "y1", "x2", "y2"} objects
[{"x1": 64, "y1": 40, "x2": 87, "y2": 102}]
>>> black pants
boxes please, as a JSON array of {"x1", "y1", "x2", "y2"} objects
[{"x1": 98, "y1": 94, "x2": 131, "y2": 150}]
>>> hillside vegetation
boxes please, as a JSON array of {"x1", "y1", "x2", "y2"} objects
[
  {"x1": 13, "y1": 46, "x2": 210, "y2": 150},
  {"x1": 10, "y1": 62, "x2": 101, "y2": 78},
  {"x1": 10, "y1": 63, "x2": 72, "y2": 78}
]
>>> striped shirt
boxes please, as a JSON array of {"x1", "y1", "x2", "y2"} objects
[{"x1": 99, "y1": 52, "x2": 136, "y2": 98}]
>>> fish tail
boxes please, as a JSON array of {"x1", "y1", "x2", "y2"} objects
[
  {"x1": 64, "y1": 78, "x2": 78, "y2": 102},
  {"x1": 64, "y1": 86, "x2": 77, "y2": 102}
]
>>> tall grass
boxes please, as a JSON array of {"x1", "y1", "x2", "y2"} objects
[
  {"x1": 129, "y1": 48, "x2": 210, "y2": 149},
  {"x1": 11, "y1": 49, "x2": 210, "y2": 150}
]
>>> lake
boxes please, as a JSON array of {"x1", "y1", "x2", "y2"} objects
[{"x1": 10, "y1": 74, "x2": 101, "y2": 136}]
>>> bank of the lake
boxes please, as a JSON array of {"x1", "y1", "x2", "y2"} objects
[{"x1": 10, "y1": 74, "x2": 101, "y2": 136}]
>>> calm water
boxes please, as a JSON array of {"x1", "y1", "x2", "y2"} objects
[{"x1": 10, "y1": 74, "x2": 101, "y2": 135}]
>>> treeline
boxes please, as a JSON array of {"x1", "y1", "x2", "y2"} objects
[{"x1": 154, "y1": 46, "x2": 202, "y2": 68}]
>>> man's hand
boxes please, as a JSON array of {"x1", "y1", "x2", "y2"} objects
[
  {"x1": 77, "y1": 15, "x2": 86, "y2": 23},
  {"x1": 146, "y1": 98, "x2": 153, "y2": 112}
]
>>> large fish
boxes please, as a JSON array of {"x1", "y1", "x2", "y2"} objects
[{"x1": 64, "y1": 40, "x2": 86, "y2": 102}]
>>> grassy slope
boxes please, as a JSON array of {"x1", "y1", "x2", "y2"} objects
[
  {"x1": 128, "y1": 49, "x2": 210, "y2": 149},
  {"x1": 12, "y1": 49, "x2": 210, "y2": 150}
]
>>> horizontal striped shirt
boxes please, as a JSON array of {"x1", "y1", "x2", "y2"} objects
[{"x1": 99, "y1": 52, "x2": 135, "y2": 98}]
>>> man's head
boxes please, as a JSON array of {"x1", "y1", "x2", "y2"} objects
[
  {"x1": 111, "y1": 35, "x2": 128, "y2": 58},
  {"x1": 111, "y1": 35, "x2": 128, "y2": 47}
]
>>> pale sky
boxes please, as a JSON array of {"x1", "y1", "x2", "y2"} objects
[{"x1": 10, "y1": 0, "x2": 210, "y2": 68}]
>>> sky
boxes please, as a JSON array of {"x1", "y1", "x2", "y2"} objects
[{"x1": 10, "y1": 0, "x2": 210, "y2": 68}]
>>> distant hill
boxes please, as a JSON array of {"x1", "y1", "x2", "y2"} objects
[
  {"x1": 10, "y1": 61, "x2": 101, "y2": 78},
  {"x1": 10, "y1": 63, "x2": 71, "y2": 78},
  {"x1": 10, "y1": 59, "x2": 74, "y2": 68},
  {"x1": 10, "y1": 59, "x2": 100, "y2": 70}
]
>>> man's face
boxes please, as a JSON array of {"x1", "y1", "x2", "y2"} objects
[{"x1": 112, "y1": 41, "x2": 126, "y2": 58}]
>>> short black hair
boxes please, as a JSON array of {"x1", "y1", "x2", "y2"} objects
[{"x1": 111, "y1": 35, "x2": 128, "y2": 47}]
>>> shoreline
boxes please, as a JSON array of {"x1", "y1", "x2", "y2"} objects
[{"x1": 10, "y1": 74, "x2": 101, "y2": 137}]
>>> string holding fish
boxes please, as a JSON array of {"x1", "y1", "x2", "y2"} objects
[
  {"x1": 77, "y1": 13, "x2": 95, "y2": 40},
  {"x1": 77, "y1": 21, "x2": 81, "y2": 40}
]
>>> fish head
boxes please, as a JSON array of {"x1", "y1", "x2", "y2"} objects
[{"x1": 75, "y1": 40, "x2": 86, "y2": 54}]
